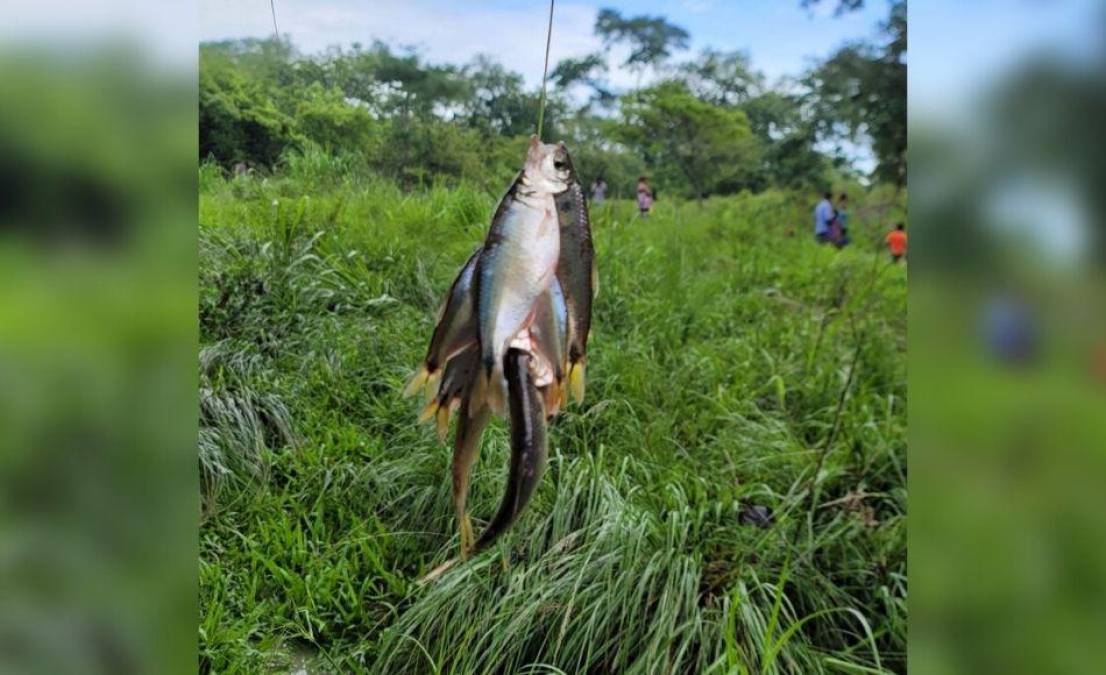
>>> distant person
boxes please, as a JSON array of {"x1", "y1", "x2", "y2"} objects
[
  {"x1": 831, "y1": 193, "x2": 851, "y2": 248},
  {"x1": 636, "y1": 176, "x2": 653, "y2": 217},
  {"x1": 982, "y1": 292, "x2": 1036, "y2": 365},
  {"x1": 885, "y1": 222, "x2": 907, "y2": 262},
  {"x1": 813, "y1": 190, "x2": 834, "y2": 244},
  {"x1": 590, "y1": 178, "x2": 607, "y2": 204}
]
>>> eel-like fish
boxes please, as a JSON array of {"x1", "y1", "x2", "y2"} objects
[{"x1": 471, "y1": 347, "x2": 547, "y2": 554}]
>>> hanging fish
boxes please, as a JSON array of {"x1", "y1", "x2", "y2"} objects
[
  {"x1": 472, "y1": 137, "x2": 570, "y2": 414},
  {"x1": 402, "y1": 246, "x2": 482, "y2": 406},
  {"x1": 405, "y1": 136, "x2": 593, "y2": 569},
  {"x1": 553, "y1": 150, "x2": 597, "y2": 404}
]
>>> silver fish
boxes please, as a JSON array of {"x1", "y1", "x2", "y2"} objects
[
  {"x1": 403, "y1": 247, "x2": 482, "y2": 401},
  {"x1": 474, "y1": 136, "x2": 570, "y2": 414}
]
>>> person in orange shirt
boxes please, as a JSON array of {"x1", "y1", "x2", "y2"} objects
[{"x1": 885, "y1": 223, "x2": 907, "y2": 262}]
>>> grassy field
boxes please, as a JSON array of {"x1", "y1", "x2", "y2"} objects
[{"x1": 198, "y1": 165, "x2": 906, "y2": 673}]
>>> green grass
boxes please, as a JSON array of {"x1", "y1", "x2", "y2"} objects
[{"x1": 198, "y1": 167, "x2": 906, "y2": 673}]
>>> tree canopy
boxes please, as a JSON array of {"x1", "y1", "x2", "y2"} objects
[
  {"x1": 618, "y1": 82, "x2": 759, "y2": 199},
  {"x1": 199, "y1": 2, "x2": 905, "y2": 197},
  {"x1": 805, "y1": 1, "x2": 907, "y2": 185},
  {"x1": 594, "y1": 9, "x2": 690, "y2": 76}
]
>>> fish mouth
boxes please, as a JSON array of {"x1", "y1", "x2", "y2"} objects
[
  {"x1": 552, "y1": 145, "x2": 571, "y2": 172},
  {"x1": 550, "y1": 144, "x2": 573, "y2": 186}
]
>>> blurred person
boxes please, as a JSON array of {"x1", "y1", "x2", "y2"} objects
[
  {"x1": 590, "y1": 177, "x2": 607, "y2": 203},
  {"x1": 831, "y1": 192, "x2": 851, "y2": 248},
  {"x1": 636, "y1": 175, "x2": 653, "y2": 217},
  {"x1": 981, "y1": 292, "x2": 1038, "y2": 365},
  {"x1": 886, "y1": 222, "x2": 908, "y2": 262},
  {"x1": 813, "y1": 190, "x2": 834, "y2": 244}
]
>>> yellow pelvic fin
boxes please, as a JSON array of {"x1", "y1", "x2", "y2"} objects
[
  {"x1": 436, "y1": 406, "x2": 451, "y2": 441},
  {"x1": 568, "y1": 361, "x2": 586, "y2": 404},
  {"x1": 417, "y1": 399, "x2": 439, "y2": 425},
  {"x1": 425, "y1": 369, "x2": 443, "y2": 402},
  {"x1": 543, "y1": 382, "x2": 564, "y2": 418},
  {"x1": 402, "y1": 365, "x2": 430, "y2": 398}
]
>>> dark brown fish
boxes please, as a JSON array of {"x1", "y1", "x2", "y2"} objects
[
  {"x1": 553, "y1": 150, "x2": 596, "y2": 403},
  {"x1": 471, "y1": 347, "x2": 547, "y2": 554}
]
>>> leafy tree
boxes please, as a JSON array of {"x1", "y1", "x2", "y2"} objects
[
  {"x1": 805, "y1": 1, "x2": 906, "y2": 185},
  {"x1": 738, "y1": 91, "x2": 830, "y2": 190},
  {"x1": 594, "y1": 8, "x2": 690, "y2": 84},
  {"x1": 350, "y1": 42, "x2": 466, "y2": 118},
  {"x1": 199, "y1": 51, "x2": 299, "y2": 166},
  {"x1": 550, "y1": 53, "x2": 613, "y2": 108},
  {"x1": 201, "y1": 37, "x2": 298, "y2": 87},
  {"x1": 196, "y1": 2, "x2": 902, "y2": 198},
  {"x1": 460, "y1": 55, "x2": 548, "y2": 137},
  {"x1": 557, "y1": 115, "x2": 642, "y2": 196},
  {"x1": 617, "y1": 82, "x2": 760, "y2": 200},
  {"x1": 801, "y1": 0, "x2": 866, "y2": 14},
  {"x1": 293, "y1": 82, "x2": 376, "y2": 153},
  {"x1": 679, "y1": 49, "x2": 764, "y2": 106}
]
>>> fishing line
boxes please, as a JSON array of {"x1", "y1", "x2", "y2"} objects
[
  {"x1": 270, "y1": 0, "x2": 280, "y2": 39},
  {"x1": 535, "y1": 0, "x2": 556, "y2": 140}
]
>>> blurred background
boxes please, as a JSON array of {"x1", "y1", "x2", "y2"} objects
[
  {"x1": 0, "y1": 2, "x2": 196, "y2": 674},
  {"x1": 910, "y1": 0, "x2": 1106, "y2": 673}
]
